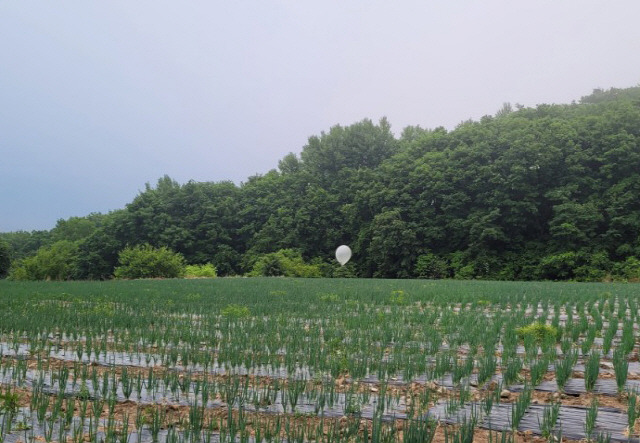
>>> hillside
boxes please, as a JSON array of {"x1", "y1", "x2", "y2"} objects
[{"x1": 3, "y1": 86, "x2": 640, "y2": 280}]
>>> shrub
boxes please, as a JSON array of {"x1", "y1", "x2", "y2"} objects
[
  {"x1": 8, "y1": 240, "x2": 79, "y2": 281},
  {"x1": 114, "y1": 244, "x2": 186, "y2": 279},
  {"x1": 332, "y1": 263, "x2": 357, "y2": 278},
  {"x1": 415, "y1": 253, "x2": 449, "y2": 279},
  {"x1": 389, "y1": 290, "x2": 407, "y2": 305},
  {"x1": 6, "y1": 265, "x2": 28, "y2": 281},
  {"x1": 574, "y1": 252, "x2": 612, "y2": 282},
  {"x1": 538, "y1": 252, "x2": 577, "y2": 280},
  {"x1": 248, "y1": 249, "x2": 322, "y2": 277},
  {"x1": 448, "y1": 251, "x2": 470, "y2": 278},
  {"x1": 250, "y1": 252, "x2": 285, "y2": 276},
  {"x1": 221, "y1": 304, "x2": 251, "y2": 318},
  {"x1": 614, "y1": 256, "x2": 640, "y2": 281},
  {"x1": 472, "y1": 254, "x2": 503, "y2": 279},
  {"x1": 516, "y1": 322, "x2": 558, "y2": 344},
  {"x1": 184, "y1": 263, "x2": 217, "y2": 278},
  {"x1": 454, "y1": 264, "x2": 475, "y2": 280}
]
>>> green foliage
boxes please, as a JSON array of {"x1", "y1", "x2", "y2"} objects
[
  {"x1": 318, "y1": 292, "x2": 339, "y2": 302},
  {"x1": 75, "y1": 219, "x2": 124, "y2": 280},
  {"x1": 221, "y1": 304, "x2": 250, "y2": 318},
  {"x1": 389, "y1": 289, "x2": 407, "y2": 305},
  {"x1": 300, "y1": 117, "x2": 398, "y2": 185},
  {"x1": 613, "y1": 347, "x2": 629, "y2": 392},
  {"x1": 362, "y1": 209, "x2": 418, "y2": 278},
  {"x1": 584, "y1": 351, "x2": 600, "y2": 392},
  {"x1": 574, "y1": 251, "x2": 613, "y2": 281},
  {"x1": 8, "y1": 240, "x2": 79, "y2": 281},
  {"x1": 538, "y1": 252, "x2": 578, "y2": 280},
  {"x1": 516, "y1": 322, "x2": 558, "y2": 344},
  {"x1": 0, "y1": 277, "x2": 638, "y2": 443},
  {"x1": 0, "y1": 387, "x2": 19, "y2": 413},
  {"x1": 0, "y1": 230, "x2": 51, "y2": 261},
  {"x1": 415, "y1": 253, "x2": 449, "y2": 279},
  {"x1": 114, "y1": 244, "x2": 186, "y2": 279},
  {"x1": 50, "y1": 215, "x2": 101, "y2": 243},
  {"x1": 248, "y1": 249, "x2": 322, "y2": 277},
  {"x1": 614, "y1": 256, "x2": 640, "y2": 281},
  {"x1": 184, "y1": 263, "x2": 217, "y2": 278},
  {"x1": 0, "y1": 239, "x2": 11, "y2": 278},
  {"x1": 538, "y1": 251, "x2": 614, "y2": 281},
  {"x1": 628, "y1": 389, "x2": 639, "y2": 433},
  {"x1": 332, "y1": 262, "x2": 358, "y2": 278},
  {"x1": 5, "y1": 86, "x2": 640, "y2": 281},
  {"x1": 73, "y1": 177, "x2": 243, "y2": 278},
  {"x1": 454, "y1": 265, "x2": 475, "y2": 280},
  {"x1": 584, "y1": 397, "x2": 598, "y2": 440}
]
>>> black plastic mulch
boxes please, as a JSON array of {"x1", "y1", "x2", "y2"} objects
[{"x1": 428, "y1": 401, "x2": 640, "y2": 442}]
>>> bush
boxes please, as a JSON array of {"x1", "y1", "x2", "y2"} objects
[
  {"x1": 221, "y1": 304, "x2": 251, "y2": 318},
  {"x1": 537, "y1": 251, "x2": 613, "y2": 282},
  {"x1": 415, "y1": 253, "x2": 449, "y2": 279},
  {"x1": 448, "y1": 251, "x2": 475, "y2": 279},
  {"x1": 574, "y1": 251, "x2": 612, "y2": 282},
  {"x1": 114, "y1": 244, "x2": 186, "y2": 279},
  {"x1": 454, "y1": 264, "x2": 475, "y2": 280},
  {"x1": 184, "y1": 263, "x2": 217, "y2": 278},
  {"x1": 332, "y1": 262, "x2": 357, "y2": 278},
  {"x1": 516, "y1": 322, "x2": 558, "y2": 343},
  {"x1": 614, "y1": 256, "x2": 640, "y2": 281},
  {"x1": 537, "y1": 252, "x2": 578, "y2": 280},
  {"x1": 389, "y1": 290, "x2": 407, "y2": 305},
  {"x1": 8, "y1": 240, "x2": 79, "y2": 281},
  {"x1": 248, "y1": 249, "x2": 322, "y2": 277},
  {"x1": 7, "y1": 265, "x2": 28, "y2": 281}
]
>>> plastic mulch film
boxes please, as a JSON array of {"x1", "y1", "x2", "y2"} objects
[{"x1": 428, "y1": 401, "x2": 640, "y2": 442}]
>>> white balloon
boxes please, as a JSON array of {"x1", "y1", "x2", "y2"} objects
[{"x1": 335, "y1": 245, "x2": 352, "y2": 266}]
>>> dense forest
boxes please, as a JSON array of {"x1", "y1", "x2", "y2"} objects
[{"x1": 2, "y1": 86, "x2": 640, "y2": 281}]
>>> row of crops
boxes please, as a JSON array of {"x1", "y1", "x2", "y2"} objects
[{"x1": 0, "y1": 278, "x2": 640, "y2": 442}]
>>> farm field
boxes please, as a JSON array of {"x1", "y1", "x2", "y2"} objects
[{"x1": 0, "y1": 278, "x2": 639, "y2": 442}]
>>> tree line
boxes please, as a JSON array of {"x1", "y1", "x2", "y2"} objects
[{"x1": 2, "y1": 86, "x2": 640, "y2": 281}]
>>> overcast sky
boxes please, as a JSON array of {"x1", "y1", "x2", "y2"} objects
[{"x1": 1, "y1": 1, "x2": 639, "y2": 231}]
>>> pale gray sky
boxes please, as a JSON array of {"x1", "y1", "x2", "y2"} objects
[{"x1": 1, "y1": 1, "x2": 639, "y2": 231}]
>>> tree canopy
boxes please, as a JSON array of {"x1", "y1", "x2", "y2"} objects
[
  {"x1": 4, "y1": 87, "x2": 640, "y2": 281},
  {"x1": 0, "y1": 239, "x2": 11, "y2": 278}
]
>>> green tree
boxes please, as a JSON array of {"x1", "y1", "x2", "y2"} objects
[
  {"x1": 124, "y1": 177, "x2": 243, "y2": 274},
  {"x1": 537, "y1": 252, "x2": 578, "y2": 280},
  {"x1": 6, "y1": 85, "x2": 640, "y2": 281},
  {"x1": 301, "y1": 118, "x2": 398, "y2": 185},
  {"x1": 74, "y1": 210, "x2": 131, "y2": 280},
  {"x1": 614, "y1": 256, "x2": 640, "y2": 281},
  {"x1": 8, "y1": 240, "x2": 79, "y2": 281},
  {"x1": 360, "y1": 209, "x2": 418, "y2": 278},
  {"x1": 0, "y1": 239, "x2": 11, "y2": 278},
  {"x1": 248, "y1": 249, "x2": 322, "y2": 277},
  {"x1": 114, "y1": 244, "x2": 186, "y2": 279},
  {"x1": 0, "y1": 230, "x2": 51, "y2": 261},
  {"x1": 50, "y1": 215, "x2": 101, "y2": 242}
]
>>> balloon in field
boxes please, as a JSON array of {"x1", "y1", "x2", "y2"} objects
[{"x1": 335, "y1": 245, "x2": 352, "y2": 266}]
